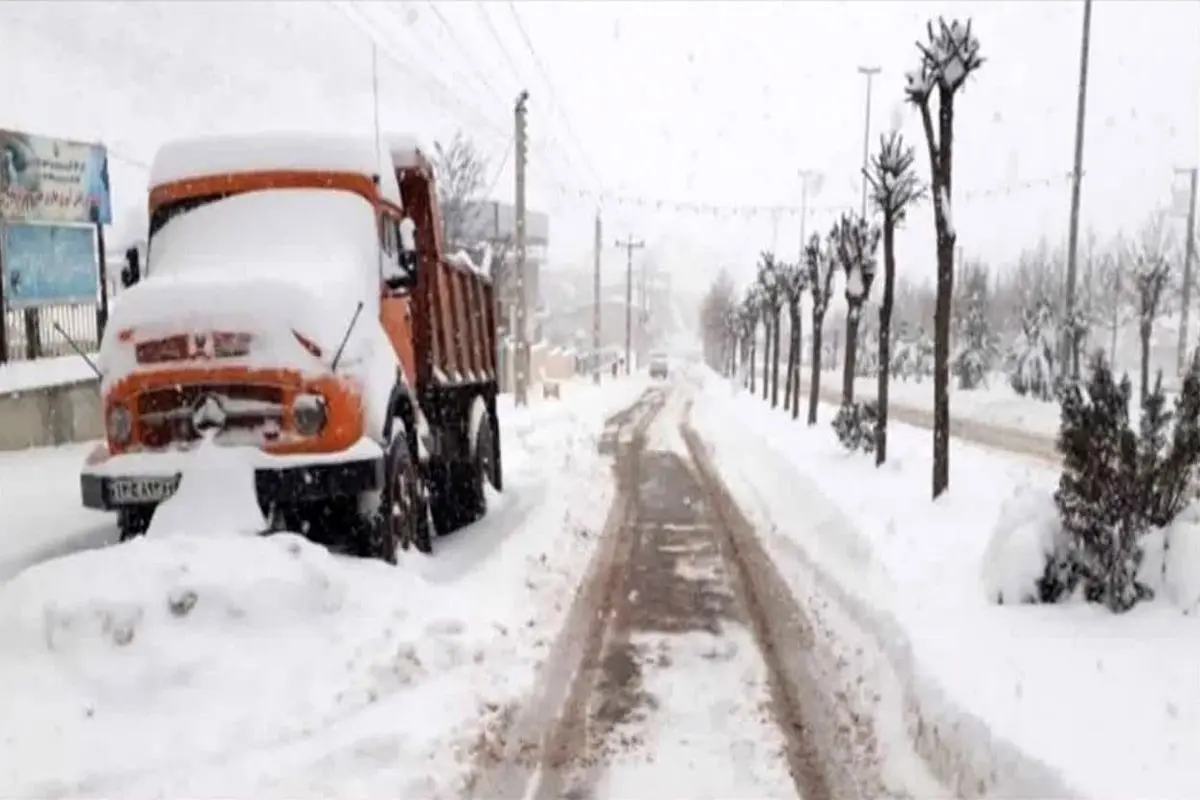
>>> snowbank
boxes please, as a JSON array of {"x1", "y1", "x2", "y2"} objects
[
  {"x1": 0, "y1": 376, "x2": 649, "y2": 798},
  {"x1": 691, "y1": 372, "x2": 1200, "y2": 800}
]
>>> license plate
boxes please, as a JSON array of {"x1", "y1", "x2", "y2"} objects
[{"x1": 109, "y1": 475, "x2": 181, "y2": 505}]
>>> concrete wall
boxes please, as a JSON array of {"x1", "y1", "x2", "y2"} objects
[{"x1": 0, "y1": 378, "x2": 102, "y2": 451}]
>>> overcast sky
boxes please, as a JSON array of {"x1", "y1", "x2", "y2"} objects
[{"x1": 2, "y1": 0, "x2": 1196, "y2": 293}]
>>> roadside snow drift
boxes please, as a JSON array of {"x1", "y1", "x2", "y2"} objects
[
  {"x1": 0, "y1": 378, "x2": 648, "y2": 799},
  {"x1": 690, "y1": 368, "x2": 1200, "y2": 800}
]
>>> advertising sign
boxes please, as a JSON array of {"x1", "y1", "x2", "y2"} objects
[
  {"x1": 1, "y1": 223, "x2": 99, "y2": 309},
  {"x1": 0, "y1": 129, "x2": 112, "y2": 225}
]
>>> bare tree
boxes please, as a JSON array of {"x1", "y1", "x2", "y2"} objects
[
  {"x1": 431, "y1": 130, "x2": 488, "y2": 249},
  {"x1": 700, "y1": 269, "x2": 739, "y2": 373},
  {"x1": 757, "y1": 252, "x2": 786, "y2": 407},
  {"x1": 805, "y1": 232, "x2": 839, "y2": 425},
  {"x1": 1133, "y1": 213, "x2": 1176, "y2": 403},
  {"x1": 832, "y1": 212, "x2": 882, "y2": 404},
  {"x1": 740, "y1": 289, "x2": 761, "y2": 393},
  {"x1": 905, "y1": 17, "x2": 984, "y2": 500},
  {"x1": 779, "y1": 259, "x2": 810, "y2": 419},
  {"x1": 864, "y1": 131, "x2": 924, "y2": 464}
]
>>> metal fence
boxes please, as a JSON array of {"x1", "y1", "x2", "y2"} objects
[{"x1": 2, "y1": 302, "x2": 100, "y2": 362}]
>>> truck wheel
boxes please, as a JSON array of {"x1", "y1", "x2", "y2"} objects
[
  {"x1": 461, "y1": 410, "x2": 495, "y2": 525},
  {"x1": 383, "y1": 423, "x2": 434, "y2": 556},
  {"x1": 117, "y1": 506, "x2": 155, "y2": 541}
]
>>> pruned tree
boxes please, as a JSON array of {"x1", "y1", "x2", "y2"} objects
[
  {"x1": 431, "y1": 130, "x2": 488, "y2": 249},
  {"x1": 740, "y1": 288, "x2": 761, "y2": 393},
  {"x1": 700, "y1": 269, "x2": 738, "y2": 374},
  {"x1": 805, "y1": 232, "x2": 839, "y2": 425},
  {"x1": 905, "y1": 16, "x2": 984, "y2": 499},
  {"x1": 865, "y1": 131, "x2": 924, "y2": 464},
  {"x1": 832, "y1": 212, "x2": 882, "y2": 404},
  {"x1": 757, "y1": 252, "x2": 786, "y2": 407},
  {"x1": 778, "y1": 259, "x2": 810, "y2": 419},
  {"x1": 1132, "y1": 213, "x2": 1176, "y2": 404}
]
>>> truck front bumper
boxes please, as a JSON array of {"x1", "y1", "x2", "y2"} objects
[{"x1": 80, "y1": 437, "x2": 385, "y2": 511}]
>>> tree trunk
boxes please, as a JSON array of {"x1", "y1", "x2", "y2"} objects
[
  {"x1": 771, "y1": 310, "x2": 782, "y2": 408},
  {"x1": 807, "y1": 314, "x2": 824, "y2": 426},
  {"x1": 762, "y1": 316, "x2": 771, "y2": 401},
  {"x1": 783, "y1": 311, "x2": 794, "y2": 410},
  {"x1": 842, "y1": 306, "x2": 860, "y2": 404},
  {"x1": 931, "y1": 88, "x2": 956, "y2": 501},
  {"x1": 749, "y1": 338, "x2": 757, "y2": 393},
  {"x1": 791, "y1": 307, "x2": 803, "y2": 420},
  {"x1": 1140, "y1": 319, "x2": 1152, "y2": 404},
  {"x1": 876, "y1": 222, "x2": 896, "y2": 465}
]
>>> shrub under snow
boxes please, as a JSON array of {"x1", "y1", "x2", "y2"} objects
[
  {"x1": 985, "y1": 351, "x2": 1200, "y2": 613},
  {"x1": 832, "y1": 400, "x2": 878, "y2": 455}
]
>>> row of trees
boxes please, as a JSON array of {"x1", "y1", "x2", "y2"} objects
[{"x1": 703, "y1": 17, "x2": 983, "y2": 499}]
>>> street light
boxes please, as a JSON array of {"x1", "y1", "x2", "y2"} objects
[{"x1": 857, "y1": 66, "x2": 881, "y2": 219}]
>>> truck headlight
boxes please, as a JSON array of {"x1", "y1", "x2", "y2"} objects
[
  {"x1": 292, "y1": 393, "x2": 327, "y2": 437},
  {"x1": 107, "y1": 404, "x2": 133, "y2": 446}
]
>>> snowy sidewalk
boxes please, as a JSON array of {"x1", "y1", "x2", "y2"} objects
[{"x1": 691, "y1": 369, "x2": 1200, "y2": 800}]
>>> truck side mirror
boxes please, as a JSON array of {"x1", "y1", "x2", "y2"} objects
[
  {"x1": 120, "y1": 247, "x2": 141, "y2": 289},
  {"x1": 384, "y1": 216, "x2": 419, "y2": 292}
]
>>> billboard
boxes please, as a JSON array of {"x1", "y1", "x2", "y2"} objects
[
  {"x1": 0, "y1": 129, "x2": 112, "y2": 225},
  {"x1": 1, "y1": 223, "x2": 99, "y2": 309}
]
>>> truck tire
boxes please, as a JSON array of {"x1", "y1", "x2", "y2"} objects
[
  {"x1": 117, "y1": 506, "x2": 155, "y2": 541},
  {"x1": 460, "y1": 409, "x2": 495, "y2": 525},
  {"x1": 383, "y1": 422, "x2": 434, "y2": 556}
]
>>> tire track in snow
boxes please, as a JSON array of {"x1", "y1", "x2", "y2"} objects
[{"x1": 463, "y1": 386, "x2": 668, "y2": 799}]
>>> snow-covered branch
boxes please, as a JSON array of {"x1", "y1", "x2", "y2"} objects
[
  {"x1": 864, "y1": 131, "x2": 925, "y2": 223},
  {"x1": 833, "y1": 212, "x2": 882, "y2": 310}
]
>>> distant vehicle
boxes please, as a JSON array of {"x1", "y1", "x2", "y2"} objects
[
  {"x1": 80, "y1": 132, "x2": 502, "y2": 559},
  {"x1": 649, "y1": 352, "x2": 669, "y2": 379}
]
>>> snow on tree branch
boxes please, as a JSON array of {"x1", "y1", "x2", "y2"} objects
[
  {"x1": 756, "y1": 251, "x2": 785, "y2": 313},
  {"x1": 803, "y1": 233, "x2": 838, "y2": 319},
  {"x1": 833, "y1": 212, "x2": 882, "y2": 312},
  {"x1": 912, "y1": 17, "x2": 985, "y2": 100},
  {"x1": 864, "y1": 131, "x2": 925, "y2": 223}
]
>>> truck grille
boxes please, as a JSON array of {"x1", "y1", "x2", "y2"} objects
[{"x1": 135, "y1": 384, "x2": 286, "y2": 448}]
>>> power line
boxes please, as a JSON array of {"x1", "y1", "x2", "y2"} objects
[
  {"x1": 325, "y1": 0, "x2": 508, "y2": 142},
  {"x1": 424, "y1": 0, "x2": 506, "y2": 107},
  {"x1": 470, "y1": 0, "x2": 590, "y2": 191},
  {"x1": 504, "y1": 1, "x2": 602, "y2": 193}
]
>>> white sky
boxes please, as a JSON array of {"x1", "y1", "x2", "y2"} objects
[{"x1": 2, "y1": 0, "x2": 1197, "y2": 294}]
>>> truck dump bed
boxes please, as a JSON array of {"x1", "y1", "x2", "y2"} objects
[{"x1": 391, "y1": 143, "x2": 498, "y2": 395}]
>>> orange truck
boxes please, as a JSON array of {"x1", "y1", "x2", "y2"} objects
[{"x1": 80, "y1": 133, "x2": 502, "y2": 558}]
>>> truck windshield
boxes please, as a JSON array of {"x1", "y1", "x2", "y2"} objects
[{"x1": 148, "y1": 188, "x2": 379, "y2": 284}]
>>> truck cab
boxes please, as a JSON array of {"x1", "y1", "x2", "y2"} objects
[{"x1": 80, "y1": 132, "x2": 502, "y2": 559}]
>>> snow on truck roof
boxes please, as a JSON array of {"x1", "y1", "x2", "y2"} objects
[{"x1": 148, "y1": 132, "x2": 423, "y2": 205}]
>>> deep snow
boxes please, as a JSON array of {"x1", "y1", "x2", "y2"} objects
[
  {"x1": 689, "y1": 366, "x2": 1200, "y2": 800},
  {"x1": 0, "y1": 377, "x2": 647, "y2": 799}
]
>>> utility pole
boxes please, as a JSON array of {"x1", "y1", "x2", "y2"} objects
[
  {"x1": 1178, "y1": 167, "x2": 1199, "y2": 373},
  {"x1": 513, "y1": 90, "x2": 530, "y2": 406},
  {"x1": 592, "y1": 210, "x2": 602, "y2": 384},
  {"x1": 615, "y1": 234, "x2": 645, "y2": 375},
  {"x1": 1062, "y1": 0, "x2": 1093, "y2": 380},
  {"x1": 857, "y1": 66, "x2": 881, "y2": 218}
]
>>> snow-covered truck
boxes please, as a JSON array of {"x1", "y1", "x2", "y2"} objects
[{"x1": 79, "y1": 133, "x2": 502, "y2": 558}]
